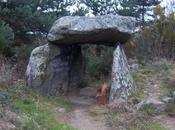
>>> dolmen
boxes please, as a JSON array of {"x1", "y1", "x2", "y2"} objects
[{"x1": 26, "y1": 15, "x2": 136, "y2": 103}]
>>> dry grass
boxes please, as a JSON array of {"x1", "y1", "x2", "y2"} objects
[
  {"x1": 0, "y1": 56, "x2": 13, "y2": 90},
  {"x1": 0, "y1": 55, "x2": 27, "y2": 90}
]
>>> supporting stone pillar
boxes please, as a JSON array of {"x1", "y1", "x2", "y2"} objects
[
  {"x1": 26, "y1": 44, "x2": 83, "y2": 95},
  {"x1": 109, "y1": 45, "x2": 136, "y2": 104}
]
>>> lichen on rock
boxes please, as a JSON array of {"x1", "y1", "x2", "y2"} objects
[
  {"x1": 110, "y1": 45, "x2": 136, "y2": 103},
  {"x1": 26, "y1": 44, "x2": 60, "y2": 88},
  {"x1": 26, "y1": 44, "x2": 83, "y2": 95}
]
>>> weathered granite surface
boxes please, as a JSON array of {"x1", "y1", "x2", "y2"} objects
[
  {"x1": 110, "y1": 45, "x2": 136, "y2": 103},
  {"x1": 26, "y1": 15, "x2": 136, "y2": 96},
  {"x1": 48, "y1": 15, "x2": 136, "y2": 46},
  {"x1": 26, "y1": 44, "x2": 83, "y2": 95}
]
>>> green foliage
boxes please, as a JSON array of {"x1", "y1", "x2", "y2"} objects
[
  {"x1": 87, "y1": 55, "x2": 102, "y2": 77},
  {"x1": 0, "y1": 91, "x2": 12, "y2": 107},
  {"x1": 82, "y1": 0, "x2": 116, "y2": 15},
  {"x1": 135, "y1": 6, "x2": 175, "y2": 59},
  {"x1": 83, "y1": 46, "x2": 113, "y2": 79},
  {"x1": 106, "y1": 111, "x2": 167, "y2": 130},
  {"x1": 0, "y1": 82, "x2": 74, "y2": 130},
  {"x1": 139, "y1": 104, "x2": 158, "y2": 115},
  {"x1": 129, "y1": 120, "x2": 167, "y2": 130},
  {"x1": 155, "y1": 6, "x2": 169, "y2": 36},
  {"x1": 116, "y1": 0, "x2": 160, "y2": 26},
  {"x1": 79, "y1": 78, "x2": 89, "y2": 88},
  {"x1": 82, "y1": 0, "x2": 160, "y2": 17},
  {"x1": 165, "y1": 102, "x2": 175, "y2": 116},
  {"x1": 0, "y1": 23, "x2": 14, "y2": 52},
  {"x1": 163, "y1": 83, "x2": 175, "y2": 97},
  {"x1": 132, "y1": 63, "x2": 172, "y2": 98},
  {"x1": 14, "y1": 99, "x2": 75, "y2": 130},
  {"x1": 0, "y1": 0, "x2": 71, "y2": 36},
  {"x1": 117, "y1": 0, "x2": 140, "y2": 17},
  {"x1": 0, "y1": 35, "x2": 6, "y2": 52}
]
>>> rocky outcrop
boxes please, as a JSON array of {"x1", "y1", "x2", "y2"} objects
[
  {"x1": 48, "y1": 15, "x2": 136, "y2": 46},
  {"x1": 26, "y1": 44, "x2": 83, "y2": 95},
  {"x1": 110, "y1": 45, "x2": 136, "y2": 103}
]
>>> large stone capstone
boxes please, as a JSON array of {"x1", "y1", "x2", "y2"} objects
[
  {"x1": 26, "y1": 44, "x2": 83, "y2": 95},
  {"x1": 47, "y1": 15, "x2": 136, "y2": 46}
]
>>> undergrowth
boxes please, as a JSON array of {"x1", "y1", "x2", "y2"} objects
[
  {"x1": 106, "y1": 62, "x2": 173, "y2": 130},
  {"x1": 106, "y1": 110, "x2": 167, "y2": 130},
  {"x1": 0, "y1": 81, "x2": 75, "y2": 130},
  {"x1": 131, "y1": 63, "x2": 172, "y2": 98}
]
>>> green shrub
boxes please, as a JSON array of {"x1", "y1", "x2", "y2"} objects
[
  {"x1": 0, "y1": 22, "x2": 14, "y2": 53},
  {"x1": 106, "y1": 111, "x2": 167, "y2": 130},
  {"x1": 134, "y1": 6, "x2": 175, "y2": 59},
  {"x1": 130, "y1": 120, "x2": 167, "y2": 130},
  {"x1": 165, "y1": 102, "x2": 175, "y2": 116},
  {"x1": 0, "y1": 34, "x2": 6, "y2": 52},
  {"x1": 83, "y1": 45, "x2": 113, "y2": 79},
  {"x1": 139, "y1": 104, "x2": 158, "y2": 115},
  {"x1": 4, "y1": 84, "x2": 75, "y2": 130},
  {"x1": 14, "y1": 99, "x2": 75, "y2": 130}
]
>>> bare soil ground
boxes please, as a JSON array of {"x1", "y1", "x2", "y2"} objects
[
  {"x1": 61, "y1": 62, "x2": 175, "y2": 130},
  {"x1": 62, "y1": 90, "x2": 112, "y2": 130},
  {"x1": 153, "y1": 115, "x2": 175, "y2": 130}
]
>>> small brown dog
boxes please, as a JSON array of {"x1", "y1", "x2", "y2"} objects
[{"x1": 96, "y1": 83, "x2": 110, "y2": 105}]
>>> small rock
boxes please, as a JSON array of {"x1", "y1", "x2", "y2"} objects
[
  {"x1": 4, "y1": 110, "x2": 21, "y2": 125},
  {"x1": 162, "y1": 97, "x2": 173, "y2": 103},
  {"x1": 129, "y1": 64, "x2": 139, "y2": 70},
  {"x1": 0, "y1": 121, "x2": 16, "y2": 130},
  {"x1": 56, "y1": 108, "x2": 65, "y2": 113},
  {"x1": 154, "y1": 84, "x2": 158, "y2": 87}
]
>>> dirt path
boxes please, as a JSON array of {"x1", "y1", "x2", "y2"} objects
[
  {"x1": 66, "y1": 106, "x2": 110, "y2": 130},
  {"x1": 59, "y1": 64, "x2": 175, "y2": 130},
  {"x1": 153, "y1": 115, "x2": 175, "y2": 130},
  {"x1": 62, "y1": 90, "x2": 111, "y2": 130}
]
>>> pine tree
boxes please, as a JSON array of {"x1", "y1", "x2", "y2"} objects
[
  {"x1": 117, "y1": 0, "x2": 160, "y2": 26},
  {"x1": 81, "y1": 0, "x2": 116, "y2": 15},
  {"x1": 0, "y1": 0, "x2": 71, "y2": 37},
  {"x1": 138, "y1": 0, "x2": 160, "y2": 26},
  {"x1": 117, "y1": 0, "x2": 139, "y2": 18}
]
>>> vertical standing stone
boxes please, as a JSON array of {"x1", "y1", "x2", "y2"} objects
[
  {"x1": 26, "y1": 44, "x2": 83, "y2": 95},
  {"x1": 110, "y1": 45, "x2": 136, "y2": 103}
]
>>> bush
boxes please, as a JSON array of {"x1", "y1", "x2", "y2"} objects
[
  {"x1": 0, "y1": 22, "x2": 14, "y2": 53},
  {"x1": 83, "y1": 45, "x2": 113, "y2": 80},
  {"x1": 0, "y1": 33, "x2": 6, "y2": 52},
  {"x1": 134, "y1": 6, "x2": 175, "y2": 60},
  {"x1": 0, "y1": 56, "x2": 14, "y2": 88},
  {"x1": 165, "y1": 102, "x2": 175, "y2": 116}
]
